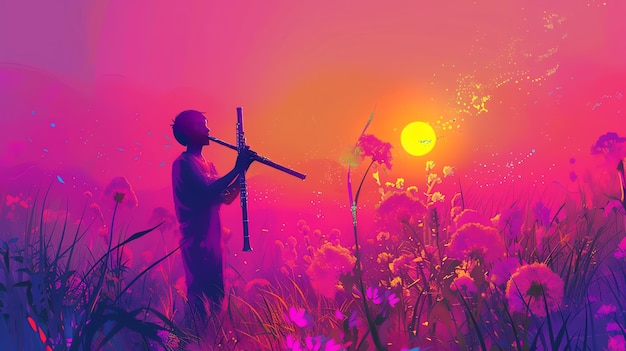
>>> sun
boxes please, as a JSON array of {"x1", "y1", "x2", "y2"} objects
[{"x1": 401, "y1": 121, "x2": 437, "y2": 156}]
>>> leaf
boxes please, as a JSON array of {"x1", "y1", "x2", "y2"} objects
[
  {"x1": 13, "y1": 281, "x2": 31, "y2": 288},
  {"x1": 428, "y1": 300, "x2": 454, "y2": 331}
]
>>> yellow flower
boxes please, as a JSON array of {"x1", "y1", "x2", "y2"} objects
[
  {"x1": 443, "y1": 165, "x2": 455, "y2": 177},
  {"x1": 425, "y1": 160, "x2": 436, "y2": 171}
]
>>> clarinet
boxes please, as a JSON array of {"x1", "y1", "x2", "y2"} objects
[{"x1": 237, "y1": 107, "x2": 252, "y2": 252}]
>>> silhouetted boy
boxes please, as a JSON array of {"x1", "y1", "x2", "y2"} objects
[{"x1": 171, "y1": 110, "x2": 253, "y2": 321}]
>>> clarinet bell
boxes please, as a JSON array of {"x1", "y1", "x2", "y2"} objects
[{"x1": 243, "y1": 236, "x2": 252, "y2": 252}]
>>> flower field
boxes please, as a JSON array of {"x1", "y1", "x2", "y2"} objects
[{"x1": 2, "y1": 132, "x2": 626, "y2": 351}]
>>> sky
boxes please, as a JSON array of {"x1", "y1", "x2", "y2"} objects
[{"x1": 1, "y1": 1, "x2": 625, "y2": 244}]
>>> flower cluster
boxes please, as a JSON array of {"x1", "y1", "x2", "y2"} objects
[
  {"x1": 305, "y1": 241, "x2": 356, "y2": 299},
  {"x1": 447, "y1": 222, "x2": 505, "y2": 266},
  {"x1": 505, "y1": 262, "x2": 564, "y2": 317}
]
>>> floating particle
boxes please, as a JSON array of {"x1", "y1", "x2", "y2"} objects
[
  {"x1": 159, "y1": 161, "x2": 166, "y2": 167},
  {"x1": 43, "y1": 148, "x2": 49, "y2": 152},
  {"x1": 50, "y1": 122, "x2": 56, "y2": 127},
  {"x1": 31, "y1": 110, "x2": 36, "y2": 115},
  {"x1": 57, "y1": 175, "x2": 65, "y2": 184},
  {"x1": 117, "y1": 147, "x2": 125, "y2": 152}
]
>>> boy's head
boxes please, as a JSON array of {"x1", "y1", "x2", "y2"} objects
[{"x1": 171, "y1": 110, "x2": 210, "y2": 146}]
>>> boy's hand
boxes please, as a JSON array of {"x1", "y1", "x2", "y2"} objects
[{"x1": 236, "y1": 147, "x2": 256, "y2": 171}]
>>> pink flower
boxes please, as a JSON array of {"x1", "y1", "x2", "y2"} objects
[
  {"x1": 102, "y1": 176, "x2": 137, "y2": 208},
  {"x1": 495, "y1": 207, "x2": 524, "y2": 239},
  {"x1": 356, "y1": 134, "x2": 393, "y2": 169},
  {"x1": 505, "y1": 263, "x2": 564, "y2": 317},
  {"x1": 605, "y1": 200, "x2": 626, "y2": 217},
  {"x1": 389, "y1": 253, "x2": 416, "y2": 276},
  {"x1": 450, "y1": 272, "x2": 477, "y2": 295},
  {"x1": 606, "y1": 322, "x2": 622, "y2": 332},
  {"x1": 305, "y1": 242, "x2": 355, "y2": 299},
  {"x1": 595, "y1": 304, "x2": 618, "y2": 319},
  {"x1": 450, "y1": 209, "x2": 492, "y2": 233},
  {"x1": 615, "y1": 237, "x2": 626, "y2": 259},
  {"x1": 286, "y1": 334, "x2": 304, "y2": 351},
  {"x1": 447, "y1": 223, "x2": 505, "y2": 266},
  {"x1": 387, "y1": 292, "x2": 400, "y2": 307},
  {"x1": 376, "y1": 190, "x2": 428, "y2": 236},
  {"x1": 287, "y1": 306, "x2": 312, "y2": 328},
  {"x1": 366, "y1": 287, "x2": 383, "y2": 305},
  {"x1": 608, "y1": 335, "x2": 626, "y2": 351},
  {"x1": 489, "y1": 257, "x2": 521, "y2": 286}
]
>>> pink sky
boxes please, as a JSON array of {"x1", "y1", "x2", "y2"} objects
[{"x1": 1, "y1": 1, "x2": 625, "y2": 238}]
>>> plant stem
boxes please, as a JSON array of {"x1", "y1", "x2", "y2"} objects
[{"x1": 350, "y1": 159, "x2": 386, "y2": 351}]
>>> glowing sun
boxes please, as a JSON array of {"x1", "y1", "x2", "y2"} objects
[{"x1": 401, "y1": 121, "x2": 437, "y2": 156}]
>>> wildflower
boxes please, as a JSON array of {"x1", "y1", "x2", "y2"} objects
[
  {"x1": 406, "y1": 186, "x2": 420, "y2": 200},
  {"x1": 355, "y1": 134, "x2": 393, "y2": 169},
  {"x1": 148, "y1": 207, "x2": 177, "y2": 233},
  {"x1": 427, "y1": 173, "x2": 441, "y2": 186},
  {"x1": 608, "y1": 335, "x2": 626, "y2": 351},
  {"x1": 425, "y1": 161, "x2": 435, "y2": 171},
  {"x1": 305, "y1": 242, "x2": 356, "y2": 299},
  {"x1": 377, "y1": 251, "x2": 392, "y2": 264},
  {"x1": 447, "y1": 223, "x2": 505, "y2": 266},
  {"x1": 443, "y1": 165, "x2": 455, "y2": 177},
  {"x1": 595, "y1": 304, "x2": 618, "y2": 319},
  {"x1": 451, "y1": 271, "x2": 477, "y2": 295},
  {"x1": 376, "y1": 190, "x2": 428, "y2": 236},
  {"x1": 532, "y1": 202, "x2": 551, "y2": 227},
  {"x1": 494, "y1": 207, "x2": 524, "y2": 239},
  {"x1": 89, "y1": 203, "x2": 105, "y2": 223},
  {"x1": 286, "y1": 334, "x2": 304, "y2": 351},
  {"x1": 489, "y1": 257, "x2": 521, "y2": 286},
  {"x1": 366, "y1": 287, "x2": 383, "y2": 305},
  {"x1": 430, "y1": 191, "x2": 445, "y2": 203},
  {"x1": 605, "y1": 200, "x2": 626, "y2": 217},
  {"x1": 387, "y1": 292, "x2": 400, "y2": 307},
  {"x1": 376, "y1": 231, "x2": 390, "y2": 242},
  {"x1": 505, "y1": 262, "x2": 564, "y2": 317},
  {"x1": 157, "y1": 330, "x2": 180, "y2": 350},
  {"x1": 244, "y1": 278, "x2": 271, "y2": 294},
  {"x1": 389, "y1": 253, "x2": 416, "y2": 275},
  {"x1": 395, "y1": 177, "x2": 405, "y2": 189},
  {"x1": 591, "y1": 132, "x2": 626, "y2": 158},
  {"x1": 335, "y1": 309, "x2": 344, "y2": 320},
  {"x1": 607, "y1": 322, "x2": 622, "y2": 332},
  {"x1": 42, "y1": 209, "x2": 68, "y2": 224},
  {"x1": 287, "y1": 306, "x2": 312, "y2": 328},
  {"x1": 348, "y1": 310, "x2": 361, "y2": 328},
  {"x1": 615, "y1": 237, "x2": 626, "y2": 259},
  {"x1": 451, "y1": 209, "x2": 492, "y2": 233},
  {"x1": 451, "y1": 193, "x2": 463, "y2": 208},
  {"x1": 390, "y1": 276, "x2": 402, "y2": 287},
  {"x1": 102, "y1": 176, "x2": 137, "y2": 208}
]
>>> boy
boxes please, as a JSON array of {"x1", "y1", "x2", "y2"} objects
[{"x1": 171, "y1": 109, "x2": 254, "y2": 319}]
